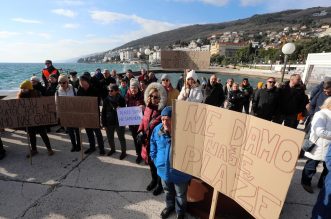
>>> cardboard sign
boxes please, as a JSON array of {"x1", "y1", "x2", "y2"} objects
[
  {"x1": 0, "y1": 97, "x2": 57, "y2": 128},
  {"x1": 161, "y1": 50, "x2": 210, "y2": 70},
  {"x1": 172, "y1": 101, "x2": 305, "y2": 219},
  {"x1": 57, "y1": 96, "x2": 99, "y2": 128},
  {"x1": 117, "y1": 106, "x2": 143, "y2": 126}
]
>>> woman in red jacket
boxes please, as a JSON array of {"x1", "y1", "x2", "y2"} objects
[{"x1": 138, "y1": 82, "x2": 167, "y2": 196}]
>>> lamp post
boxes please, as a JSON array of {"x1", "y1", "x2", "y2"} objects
[
  {"x1": 144, "y1": 48, "x2": 151, "y2": 72},
  {"x1": 281, "y1": 42, "x2": 296, "y2": 82}
]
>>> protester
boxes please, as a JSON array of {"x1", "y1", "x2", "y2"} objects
[
  {"x1": 92, "y1": 69, "x2": 107, "y2": 100},
  {"x1": 77, "y1": 75, "x2": 105, "y2": 155},
  {"x1": 204, "y1": 74, "x2": 225, "y2": 107},
  {"x1": 225, "y1": 82, "x2": 244, "y2": 112},
  {"x1": 177, "y1": 70, "x2": 203, "y2": 102},
  {"x1": 126, "y1": 79, "x2": 145, "y2": 163},
  {"x1": 138, "y1": 68, "x2": 148, "y2": 82},
  {"x1": 124, "y1": 69, "x2": 135, "y2": 84},
  {"x1": 119, "y1": 79, "x2": 128, "y2": 98},
  {"x1": 102, "y1": 84, "x2": 127, "y2": 160},
  {"x1": 0, "y1": 137, "x2": 6, "y2": 160},
  {"x1": 240, "y1": 78, "x2": 253, "y2": 114},
  {"x1": 148, "y1": 72, "x2": 158, "y2": 83},
  {"x1": 111, "y1": 69, "x2": 120, "y2": 85},
  {"x1": 103, "y1": 69, "x2": 116, "y2": 86},
  {"x1": 56, "y1": 75, "x2": 80, "y2": 152},
  {"x1": 161, "y1": 74, "x2": 179, "y2": 106},
  {"x1": 252, "y1": 77, "x2": 280, "y2": 121},
  {"x1": 31, "y1": 76, "x2": 46, "y2": 96},
  {"x1": 274, "y1": 74, "x2": 307, "y2": 128},
  {"x1": 42, "y1": 60, "x2": 59, "y2": 87},
  {"x1": 150, "y1": 106, "x2": 191, "y2": 219},
  {"x1": 301, "y1": 97, "x2": 331, "y2": 193},
  {"x1": 224, "y1": 78, "x2": 234, "y2": 97},
  {"x1": 69, "y1": 71, "x2": 80, "y2": 89},
  {"x1": 176, "y1": 74, "x2": 184, "y2": 92},
  {"x1": 311, "y1": 143, "x2": 331, "y2": 219},
  {"x1": 17, "y1": 80, "x2": 54, "y2": 157},
  {"x1": 138, "y1": 82, "x2": 167, "y2": 196},
  {"x1": 139, "y1": 80, "x2": 148, "y2": 93},
  {"x1": 45, "y1": 74, "x2": 59, "y2": 96}
]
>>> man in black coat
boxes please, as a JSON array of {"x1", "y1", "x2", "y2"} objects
[
  {"x1": 204, "y1": 74, "x2": 225, "y2": 107},
  {"x1": 252, "y1": 77, "x2": 280, "y2": 121}
]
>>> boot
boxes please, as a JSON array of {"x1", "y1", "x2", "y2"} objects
[
  {"x1": 48, "y1": 149, "x2": 55, "y2": 156},
  {"x1": 146, "y1": 180, "x2": 157, "y2": 191},
  {"x1": 153, "y1": 185, "x2": 163, "y2": 196}
]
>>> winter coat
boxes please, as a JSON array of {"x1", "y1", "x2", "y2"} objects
[
  {"x1": 102, "y1": 94, "x2": 126, "y2": 127},
  {"x1": 150, "y1": 123, "x2": 192, "y2": 183},
  {"x1": 226, "y1": 90, "x2": 244, "y2": 112},
  {"x1": 310, "y1": 83, "x2": 329, "y2": 115},
  {"x1": 312, "y1": 144, "x2": 331, "y2": 219},
  {"x1": 125, "y1": 90, "x2": 145, "y2": 107},
  {"x1": 119, "y1": 85, "x2": 128, "y2": 98},
  {"x1": 77, "y1": 85, "x2": 98, "y2": 97},
  {"x1": 33, "y1": 82, "x2": 46, "y2": 96},
  {"x1": 240, "y1": 84, "x2": 253, "y2": 103},
  {"x1": 45, "y1": 82, "x2": 58, "y2": 96},
  {"x1": 304, "y1": 109, "x2": 331, "y2": 161},
  {"x1": 164, "y1": 85, "x2": 179, "y2": 106},
  {"x1": 252, "y1": 87, "x2": 280, "y2": 120},
  {"x1": 56, "y1": 84, "x2": 76, "y2": 97},
  {"x1": 204, "y1": 82, "x2": 225, "y2": 107},
  {"x1": 178, "y1": 86, "x2": 203, "y2": 103},
  {"x1": 278, "y1": 81, "x2": 306, "y2": 116}
]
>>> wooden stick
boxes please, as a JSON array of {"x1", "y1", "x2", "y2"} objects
[
  {"x1": 26, "y1": 127, "x2": 32, "y2": 165},
  {"x1": 209, "y1": 189, "x2": 219, "y2": 219},
  {"x1": 79, "y1": 128, "x2": 83, "y2": 160}
]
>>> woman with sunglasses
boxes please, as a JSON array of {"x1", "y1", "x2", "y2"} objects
[
  {"x1": 177, "y1": 70, "x2": 203, "y2": 103},
  {"x1": 55, "y1": 75, "x2": 80, "y2": 152},
  {"x1": 161, "y1": 74, "x2": 179, "y2": 106},
  {"x1": 138, "y1": 82, "x2": 167, "y2": 196}
]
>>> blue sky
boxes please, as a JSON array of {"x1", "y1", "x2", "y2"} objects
[{"x1": 0, "y1": 0, "x2": 330, "y2": 62}]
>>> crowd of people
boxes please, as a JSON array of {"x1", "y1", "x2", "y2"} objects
[{"x1": 0, "y1": 59, "x2": 330, "y2": 219}]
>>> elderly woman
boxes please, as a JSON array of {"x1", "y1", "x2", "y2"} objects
[
  {"x1": 17, "y1": 80, "x2": 54, "y2": 157},
  {"x1": 138, "y1": 82, "x2": 167, "y2": 196},
  {"x1": 55, "y1": 74, "x2": 80, "y2": 152},
  {"x1": 301, "y1": 97, "x2": 331, "y2": 193},
  {"x1": 177, "y1": 70, "x2": 203, "y2": 103}
]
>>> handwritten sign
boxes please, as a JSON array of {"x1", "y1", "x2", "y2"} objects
[
  {"x1": 0, "y1": 97, "x2": 57, "y2": 128},
  {"x1": 161, "y1": 50, "x2": 210, "y2": 70},
  {"x1": 57, "y1": 96, "x2": 99, "y2": 128},
  {"x1": 172, "y1": 101, "x2": 304, "y2": 219},
  {"x1": 117, "y1": 106, "x2": 143, "y2": 126}
]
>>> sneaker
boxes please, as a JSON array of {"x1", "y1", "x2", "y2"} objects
[
  {"x1": 146, "y1": 180, "x2": 157, "y2": 191},
  {"x1": 119, "y1": 152, "x2": 127, "y2": 160},
  {"x1": 136, "y1": 156, "x2": 142, "y2": 164},
  {"x1": 48, "y1": 149, "x2": 55, "y2": 156},
  {"x1": 84, "y1": 148, "x2": 96, "y2": 154},
  {"x1": 153, "y1": 185, "x2": 163, "y2": 196},
  {"x1": 26, "y1": 150, "x2": 38, "y2": 158},
  {"x1": 99, "y1": 150, "x2": 106, "y2": 156},
  {"x1": 107, "y1": 150, "x2": 116, "y2": 156},
  {"x1": 160, "y1": 207, "x2": 174, "y2": 219},
  {"x1": 302, "y1": 184, "x2": 314, "y2": 193}
]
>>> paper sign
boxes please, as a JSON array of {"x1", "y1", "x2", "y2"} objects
[
  {"x1": 0, "y1": 97, "x2": 57, "y2": 128},
  {"x1": 172, "y1": 101, "x2": 305, "y2": 219},
  {"x1": 57, "y1": 96, "x2": 99, "y2": 128},
  {"x1": 117, "y1": 106, "x2": 143, "y2": 126},
  {"x1": 161, "y1": 50, "x2": 210, "y2": 70}
]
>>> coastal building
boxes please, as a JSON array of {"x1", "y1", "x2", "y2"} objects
[{"x1": 211, "y1": 41, "x2": 246, "y2": 57}]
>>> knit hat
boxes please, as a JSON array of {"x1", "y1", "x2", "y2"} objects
[
  {"x1": 161, "y1": 74, "x2": 169, "y2": 81},
  {"x1": 186, "y1": 70, "x2": 198, "y2": 82},
  {"x1": 58, "y1": 74, "x2": 69, "y2": 83},
  {"x1": 161, "y1": 106, "x2": 172, "y2": 117},
  {"x1": 20, "y1": 80, "x2": 33, "y2": 90},
  {"x1": 30, "y1": 76, "x2": 40, "y2": 82},
  {"x1": 130, "y1": 78, "x2": 139, "y2": 89},
  {"x1": 257, "y1": 82, "x2": 264, "y2": 89}
]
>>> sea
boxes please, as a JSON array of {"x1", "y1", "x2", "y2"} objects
[{"x1": 0, "y1": 63, "x2": 267, "y2": 92}]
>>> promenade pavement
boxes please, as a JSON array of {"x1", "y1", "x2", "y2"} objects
[{"x1": 0, "y1": 126, "x2": 323, "y2": 219}]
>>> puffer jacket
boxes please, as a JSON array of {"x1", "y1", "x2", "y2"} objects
[
  {"x1": 178, "y1": 85, "x2": 203, "y2": 103},
  {"x1": 150, "y1": 123, "x2": 192, "y2": 183},
  {"x1": 304, "y1": 109, "x2": 331, "y2": 161},
  {"x1": 56, "y1": 84, "x2": 76, "y2": 97},
  {"x1": 102, "y1": 94, "x2": 126, "y2": 126}
]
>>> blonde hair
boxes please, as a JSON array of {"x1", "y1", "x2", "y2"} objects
[{"x1": 320, "y1": 97, "x2": 331, "y2": 110}]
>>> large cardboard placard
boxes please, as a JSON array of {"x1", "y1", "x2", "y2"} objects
[
  {"x1": 161, "y1": 50, "x2": 210, "y2": 70},
  {"x1": 172, "y1": 101, "x2": 305, "y2": 219},
  {"x1": 0, "y1": 97, "x2": 57, "y2": 128},
  {"x1": 117, "y1": 106, "x2": 143, "y2": 126},
  {"x1": 57, "y1": 96, "x2": 99, "y2": 128}
]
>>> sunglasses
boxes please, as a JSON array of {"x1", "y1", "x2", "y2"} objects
[
  {"x1": 45, "y1": 63, "x2": 51, "y2": 65},
  {"x1": 267, "y1": 81, "x2": 276, "y2": 84},
  {"x1": 149, "y1": 95, "x2": 160, "y2": 100}
]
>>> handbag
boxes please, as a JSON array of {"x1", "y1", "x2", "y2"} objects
[{"x1": 302, "y1": 137, "x2": 319, "y2": 152}]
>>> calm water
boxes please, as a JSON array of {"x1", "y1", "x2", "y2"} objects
[{"x1": 0, "y1": 63, "x2": 266, "y2": 91}]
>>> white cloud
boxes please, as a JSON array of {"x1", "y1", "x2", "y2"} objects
[
  {"x1": 51, "y1": 9, "x2": 77, "y2": 17},
  {"x1": 173, "y1": 0, "x2": 229, "y2": 6},
  {"x1": 12, "y1": 18, "x2": 42, "y2": 24},
  {"x1": 0, "y1": 31, "x2": 20, "y2": 38},
  {"x1": 63, "y1": 23, "x2": 80, "y2": 29}
]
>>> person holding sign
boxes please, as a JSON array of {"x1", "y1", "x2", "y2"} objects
[
  {"x1": 150, "y1": 106, "x2": 192, "y2": 219},
  {"x1": 138, "y1": 82, "x2": 167, "y2": 196},
  {"x1": 177, "y1": 70, "x2": 203, "y2": 103},
  {"x1": 102, "y1": 84, "x2": 127, "y2": 160},
  {"x1": 126, "y1": 79, "x2": 145, "y2": 163},
  {"x1": 17, "y1": 80, "x2": 54, "y2": 157}
]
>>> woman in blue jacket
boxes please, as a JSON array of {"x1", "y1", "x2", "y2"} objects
[{"x1": 150, "y1": 106, "x2": 191, "y2": 219}]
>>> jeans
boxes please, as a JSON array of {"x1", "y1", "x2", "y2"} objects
[
  {"x1": 129, "y1": 125, "x2": 141, "y2": 156},
  {"x1": 105, "y1": 125, "x2": 127, "y2": 153},
  {"x1": 85, "y1": 128, "x2": 104, "y2": 151},
  {"x1": 67, "y1": 127, "x2": 80, "y2": 149},
  {"x1": 161, "y1": 180, "x2": 189, "y2": 215},
  {"x1": 301, "y1": 159, "x2": 328, "y2": 186},
  {"x1": 27, "y1": 126, "x2": 52, "y2": 151},
  {"x1": 243, "y1": 100, "x2": 250, "y2": 114}
]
